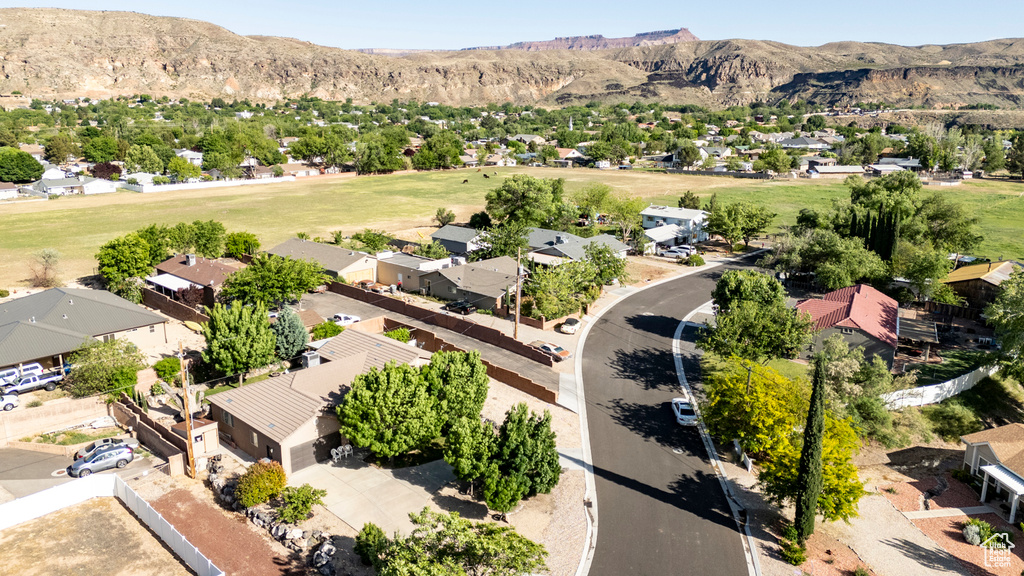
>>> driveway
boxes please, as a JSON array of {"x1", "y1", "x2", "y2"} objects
[
  {"x1": 581, "y1": 256, "x2": 760, "y2": 576},
  {"x1": 290, "y1": 457, "x2": 454, "y2": 535},
  {"x1": 0, "y1": 447, "x2": 156, "y2": 499}
]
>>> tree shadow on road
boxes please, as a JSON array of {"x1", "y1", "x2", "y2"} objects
[
  {"x1": 608, "y1": 347, "x2": 679, "y2": 391},
  {"x1": 622, "y1": 313, "x2": 680, "y2": 339},
  {"x1": 601, "y1": 397, "x2": 681, "y2": 445}
]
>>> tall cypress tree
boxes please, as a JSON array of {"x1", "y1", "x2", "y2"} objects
[{"x1": 794, "y1": 356, "x2": 826, "y2": 543}]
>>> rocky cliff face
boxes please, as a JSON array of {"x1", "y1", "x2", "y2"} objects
[{"x1": 1, "y1": 8, "x2": 1023, "y2": 109}]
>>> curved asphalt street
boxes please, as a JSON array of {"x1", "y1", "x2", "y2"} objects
[{"x1": 581, "y1": 256, "x2": 758, "y2": 576}]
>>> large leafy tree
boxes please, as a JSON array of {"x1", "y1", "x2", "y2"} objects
[
  {"x1": 167, "y1": 156, "x2": 202, "y2": 180},
  {"x1": 63, "y1": 339, "x2": 146, "y2": 398},
  {"x1": 986, "y1": 269, "x2": 1024, "y2": 381},
  {"x1": 224, "y1": 231, "x2": 261, "y2": 259},
  {"x1": 355, "y1": 131, "x2": 405, "y2": 174},
  {"x1": 485, "y1": 175, "x2": 564, "y2": 226},
  {"x1": 422, "y1": 351, "x2": 489, "y2": 430},
  {"x1": 760, "y1": 229, "x2": 886, "y2": 290},
  {"x1": 191, "y1": 220, "x2": 227, "y2": 258},
  {"x1": 0, "y1": 147, "x2": 44, "y2": 183},
  {"x1": 125, "y1": 144, "x2": 164, "y2": 173},
  {"x1": 1007, "y1": 134, "x2": 1024, "y2": 179},
  {"x1": 337, "y1": 362, "x2": 441, "y2": 461},
  {"x1": 711, "y1": 270, "x2": 786, "y2": 313},
  {"x1": 412, "y1": 130, "x2": 464, "y2": 169},
  {"x1": 571, "y1": 183, "x2": 612, "y2": 221},
  {"x1": 201, "y1": 302, "x2": 276, "y2": 384},
  {"x1": 44, "y1": 133, "x2": 79, "y2": 165},
  {"x1": 606, "y1": 194, "x2": 646, "y2": 244},
  {"x1": 584, "y1": 242, "x2": 627, "y2": 286},
  {"x1": 526, "y1": 260, "x2": 597, "y2": 319},
  {"x1": 483, "y1": 404, "x2": 561, "y2": 516},
  {"x1": 375, "y1": 507, "x2": 547, "y2": 576},
  {"x1": 794, "y1": 358, "x2": 827, "y2": 542},
  {"x1": 698, "y1": 299, "x2": 815, "y2": 363},
  {"x1": 82, "y1": 136, "x2": 118, "y2": 163},
  {"x1": 95, "y1": 233, "x2": 152, "y2": 286},
  {"x1": 220, "y1": 253, "x2": 326, "y2": 307},
  {"x1": 474, "y1": 221, "x2": 529, "y2": 261},
  {"x1": 271, "y1": 307, "x2": 309, "y2": 360},
  {"x1": 444, "y1": 416, "x2": 496, "y2": 494},
  {"x1": 352, "y1": 229, "x2": 391, "y2": 253}
]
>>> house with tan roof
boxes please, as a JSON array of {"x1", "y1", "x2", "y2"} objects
[
  {"x1": 795, "y1": 284, "x2": 899, "y2": 367},
  {"x1": 268, "y1": 238, "x2": 377, "y2": 283},
  {"x1": 962, "y1": 424, "x2": 1024, "y2": 521},
  {"x1": 944, "y1": 260, "x2": 1022, "y2": 307},
  {"x1": 148, "y1": 254, "x2": 241, "y2": 307},
  {"x1": 206, "y1": 329, "x2": 431, "y2": 474}
]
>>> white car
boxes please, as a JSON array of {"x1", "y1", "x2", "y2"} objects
[
  {"x1": 1, "y1": 393, "x2": 18, "y2": 412},
  {"x1": 0, "y1": 363, "x2": 44, "y2": 385},
  {"x1": 560, "y1": 318, "x2": 581, "y2": 335},
  {"x1": 672, "y1": 396, "x2": 698, "y2": 426},
  {"x1": 333, "y1": 313, "x2": 361, "y2": 326},
  {"x1": 660, "y1": 245, "x2": 696, "y2": 258}
]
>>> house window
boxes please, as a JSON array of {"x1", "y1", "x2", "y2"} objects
[
  {"x1": 222, "y1": 411, "x2": 234, "y2": 427},
  {"x1": 101, "y1": 334, "x2": 115, "y2": 343},
  {"x1": 250, "y1": 431, "x2": 259, "y2": 447},
  {"x1": 448, "y1": 286, "x2": 457, "y2": 295},
  {"x1": 841, "y1": 328, "x2": 854, "y2": 335},
  {"x1": 149, "y1": 325, "x2": 156, "y2": 333}
]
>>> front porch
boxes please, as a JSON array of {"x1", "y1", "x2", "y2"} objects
[{"x1": 979, "y1": 464, "x2": 1024, "y2": 522}]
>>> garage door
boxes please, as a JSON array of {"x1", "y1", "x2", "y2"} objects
[
  {"x1": 343, "y1": 267, "x2": 375, "y2": 283},
  {"x1": 289, "y1": 432, "x2": 342, "y2": 472}
]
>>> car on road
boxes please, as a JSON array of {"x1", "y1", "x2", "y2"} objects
[
  {"x1": 67, "y1": 443, "x2": 134, "y2": 478},
  {"x1": 443, "y1": 300, "x2": 477, "y2": 315},
  {"x1": 531, "y1": 341, "x2": 571, "y2": 362},
  {"x1": 559, "y1": 318, "x2": 581, "y2": 334},
  {"x1": 332, "y1": 313, "x2": 361, "y2": 326},
  {"x1": 672, "y1": 396, "x2": 698, "y2": 426},
  {"x1": 0, "y1": 363, "x2": 44, "y2": 385},
  {"x1": 75, "y1": 437, "x2": 140, "y2": 461},
  {"x1": 1, "y1": 393, "x2": 18, "y2": 412},
  {"x1": 2, "y1": 372, "x2": 63, "y2": 395},
  {"x1": 659, "y1": 245, "x2": 696, "y2": 258}
]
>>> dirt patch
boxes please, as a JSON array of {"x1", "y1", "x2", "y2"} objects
[
  {"x1": 151, "y1": 488, "x2": 303, "y2": 576},
  {"x1": 0, "y1": 497, "x2": 193, "y2": 576},
  {"x1": 912, "y1": 514, "x2": 1024, "y2": 576},
  {"x1": 625, "y1": 257, "x2": 681, "y2": 286},
  {"x1": 881, "y1": 472, "x2": 983, "y2": 513},
  {"x1": 799, "y1": 528, "x2": 878, "y2": 576}
]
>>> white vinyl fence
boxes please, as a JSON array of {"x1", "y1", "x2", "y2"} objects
[
  {"x1": 120, "y1": 175, "x2": 295, "y2": 193},
  {"x1": 0, "y1": 474, "x2": 223, "y2": 576},
  {"x1": 882, "y1": 364, "x2": 999, "y2": 409}
]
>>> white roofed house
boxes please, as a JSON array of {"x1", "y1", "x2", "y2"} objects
[
  {"x1": 640, "y1": 205, "x2": 709, "y2": 247},
  {"x1": 173, "y1": 149, "x2": 204, "y2": 167}
]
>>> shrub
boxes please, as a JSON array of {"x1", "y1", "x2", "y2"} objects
[
  {"x1": 779, "y1": 523, "x2": 806, "y2": 565},
  {"x1": 685, "y1": 254, "x2": 705, "y2": 266},
  {"x1": 383, "y1": 328, "x2": 411, "y2": 343},
  {"x1": 276, "y1": 484, "x2": 327, "y2": 524},
  {"x1": 963, "y1": 522, "x2": 982, "y2": 546},
  {"x1": 311, "y1": 321, "x2": 343, "y2": 340},
  {"x1": 355, "y1": 522, "x2": 387, "y2": 567},
  {"x1": 962, "y1": 517, "x2": 1013, "y2": 546},
  {"x1": 234, "y1": 461, "x2": 287, "y2": 508},
  {"x1": 924, "y1": 401, "x2": 983, "y2": 441},
  {"x1": 150, "y1": 382, "x2": 165, "y2": 396},
  {"x1": 27, "y1": 400, "x2": 43, "y2": 408},
  {"x1": 153, "y1": 175, "x2": 171, "y2": 185},
  {"x1": 951, "y1": 468, "x2": 972, "y2": 483},
  {"x1": 153, "y1": 356, "x2": 182, "y2": 383},
  {"x1": 0, "y1": 289, "x2": 8, "y2": 298},
  {"x1": 853, "y1": 568, "x2": 871, "y2": 576}
]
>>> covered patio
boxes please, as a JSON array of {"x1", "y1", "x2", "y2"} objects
[
  {"x1": 980, "y1": 464, "x2": 1024, "y2": 522},
  {"x1": 146, "y1": 274, "x2": 201, "y2": 300}
]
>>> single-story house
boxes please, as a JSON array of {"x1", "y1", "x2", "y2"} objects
[
  {"x1": 944, "y1": 260, "x2": 1022, "y2": 307},
  {"x1": 961, "y1": 424, "x2": 1024, "y2": 521},
  {"x1": 0, "y1": 182, "x2": 18, "y2": 200},
  {"x1": 32, "y1": 176, "x2": 116, "y2": 196},
  {"x1": 149, "y1": 254, "x2": 241, "y2": 306},
  {"x1": 430, "y1": 225, "x2": 483, "y2": 255},
  {"x1": 207, "y1": 330, "x2": 430, "y2": 474},
  {"x1": 0, "y1": 287, "x2": 167, "y2": 371},
  {"x1": 459, "y1": 155, "x2": 479, "y2": 168},
  {"x1": 877, "y1": 157, "x2": 923, "y2": 171},
  {"x1": 809, "y1": 165, "x2": 866, "y2": 178},
  {"x1": 173, "y1": 149, "x2": 204, "y2": 167},
  {"x1": 868, "y1": 164, "x2": 905, "y2": 176},
  {"x1": 375, "y1": 251, "x2": 451, "y2": 292},
  {"x1": 779, "y1": 136, "x2": 829, "y2": 150},
  {"x1": 796, "y1": 284, "x2": 899, "y2": 367},
  {"x1": 419, "y1": 256, "x2": 518, "y2": 310},
  {"x1": 526, "y1": 228, "x2": 629, "y2": 263},
  {"x1": 511, "y1": 134, "x2": 546, "y2": 146},
  {"x1": 640, "y1": 205, "x2": 709, "y2": 243},
  {"x1": 40, "y1": 163, "x2": 66, "y2": 180},
  {"x1": 269, "y1": 238, "x2": 377, "y2": 283},
  {"x1": 19, "y1": 144, "x2": 45, "y2": 162},
  {"x1": 279, "y1": 163, "x2": 319, "y2": 178},
  {"x1": 484, "y1": 153, "x2": 516, "y2": 167}
]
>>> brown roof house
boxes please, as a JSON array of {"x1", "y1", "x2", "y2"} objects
[
  {"x1": 206, "y1": 329, "x2": 430, "y2": 474},
  {"x1": 419, "y1": 256, "x2": 518, "y2": 311},
  {"x1": 148, "y1": 254, "x2": 241, "y2": 307},
  {"x1": 269, "y1": 238, "x2": 377, "y2": 283},
  {"x1": 944, "y1": 261, "x2": 1022, "y2": 308},
  {"x1": 962, "y1": 424, "x2": 1024, "y2": 521},
  {"x1": 795, "y1": 284, "x2": 899, "y2": 367}
]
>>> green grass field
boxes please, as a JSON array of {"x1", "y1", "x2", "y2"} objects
[{"x1": 1, "y1": 167, "x2": 1022, "y2": 288}]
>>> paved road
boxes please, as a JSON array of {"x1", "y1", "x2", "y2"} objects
[
  {"x1": 582, "y1": 257, "x2": 757, "y2": 576},
  {"x1": 0, "y1": 447, "x2": 154, "y2": 499}
]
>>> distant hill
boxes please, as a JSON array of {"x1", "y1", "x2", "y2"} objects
[
  {"x1": 462, "y1": 28, "x2": 700, "y2": 51},
  {"x1": 1, "y1": 8, "x2": 1023, "y2": 110}
]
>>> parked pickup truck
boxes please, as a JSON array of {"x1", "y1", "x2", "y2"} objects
[{"x1": 2, "y1": 372, "x2": 64, "y2": 395}]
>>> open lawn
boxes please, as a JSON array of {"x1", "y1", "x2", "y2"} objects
[{"x1": 1, "y1": 167, "x2": 1023, "y2": 287}]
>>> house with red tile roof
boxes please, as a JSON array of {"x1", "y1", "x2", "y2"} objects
[{"x1": 796, "y1": 284, "x2": 899, "y2": 367}]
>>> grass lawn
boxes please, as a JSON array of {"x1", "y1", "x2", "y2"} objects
[
  {"x1": 701, "y1": 352, "x2": 812, "y2": 384},
  {"x1": 920, "y1": 373, "x2": 1024, "y2": 441},
  {"x1": 905, "y1": 349, "x2": 997, "y2": 387},
  {"x1": 1, "y1": 167, "x2": 1022, "y2": 287}
]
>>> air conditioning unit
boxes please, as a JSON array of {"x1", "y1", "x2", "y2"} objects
[{"x1": 301, "y1": 351, "x2": 320, "y2": 369}]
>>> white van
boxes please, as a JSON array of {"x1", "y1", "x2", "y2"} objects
[{"x1": 0, "y1": 363, "x2": 44, "y2": 385}]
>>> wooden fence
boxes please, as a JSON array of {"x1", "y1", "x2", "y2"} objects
[{"x1": 142, "y1": 287, "x2": 210, "y2": 324}]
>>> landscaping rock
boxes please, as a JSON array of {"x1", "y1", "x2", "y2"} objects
[
  {"x1": 302, "y1": 530, "x2": 311, "y2": 539},
  {"x1": 317, "y1": 563, "x2": 336, "y2": 576},
  {"x1": 289, "y1": 528, "x2": 304, "y2": 540},
  {"x1": 312, "y1": 551, "x2": 330, "y2": 568},
  {"x1": 311, "y1": 530, "x2": 322, "y2": 539},
  {"x1": 318, "y1": 542, "x2": 337, "y2": 557}
]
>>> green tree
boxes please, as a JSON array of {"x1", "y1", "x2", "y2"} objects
[
  {"x1": 483, "y1": 404, "x2": 562, "y2": 516},
  {"x1": 485, "y1": 175, "x2": 563, "y2": 226},
  {"x1": 271, "y1": 307, "x2": 309, "y2": 360},
  {"x1": 703, "y1": 193, "x2": 741, "y2": 247},
  {"x1": 191, "y1": 220, "x2": 227, "y2": 258},
  {"x1": 82, "y1": 136, "x2": 118, "y2": 163},
  {"x1": 676, "y1": 139, "x2": 701, "y2": 168},
  {"x1": 794, "y1": 358, "x2": 826, "y2": 542},
  {"x1": 352, "y1": 229, "x2": 391, "y2": 252},
  {"x1": 912, "y1": 192, "x2": 982, "y2": 256},
  {"x1": 754, "y1": 146, "x2": 792, "y2": 173},
  {"x1": 527, "y1": 260, "x2": 597, "y2": 319},
  {"x1": 468, "y1": 211, "x2": 492, "y2": 230},
  {"x1": 125, "y1": 144, "x2": 164, "y2": 173},
  {"x1": 982, "y1": 139, "x2": 1005, "y2": 172},
  {"x1": 891, "y1": 240, "x2": 952, "y2": 299},
  {"x1": 444, "y1": 416, "x2": 496, "y2": 494},
  {"x1": 96, "y1": 233, "x2": 152, "y2": 286},
  {"x1": 698, "y1": 299, "x2": 815, "y2": 363},
  {"x1": 337, "y1": 362, "x2": 441, "y2": 461},
  {"x1": 760, "y1": 229, "x2": 887, "y2": 290},
  {"x1": 276, "y1": 484, "x2": 327, "y2": 524},
  {"x1": 414, "y1": 130, "x2": 464, "y2": 169},
  {"x1": 606, "y1": 194, "x2": 646, "y2": 244},
  {"x1": 986, "y1": 269, "x2": 1024, "y2": 381},
  {"x1": 355, "y1": 131, "x2": 405, "y2": 174},
  {"x1": 805, "y1": 114, "x2": 827, "y2": 131},
  {"x1": 311, "y1": 320, "x2": 344, "y2": 340},
  {"x1": 539, "y1": 145, "x2": 560, "y2": 164},
  {"x1": 220, "y1": 253, "x2": 326, "y2": 307},
  {"x1": 0, "y1": 147, "x2": 44, "y2": 183},
  {"x1": 135, "y1": 224, "x2": 172, "y2": 266},
  {"x1": 735, "y1": 202, "x2": 776, "y2": 247},
  {"x1": 414, "y1": 240, "x2": 450, "y2": 259},
  {"x1": 584, "y1": 242, "x2": 628, "y2": 285},
  {"x1": 711, "y1": 270, "x2": 787, "y2": 313},
  {"x1": 44, "y1": 133, "x2": 79, "y2": 165},
  {"x1": 62, "y1": 339, "x2": 146, "y2": 398},
  {"x1": 422, "y1": 350, "x2": 490, "y2": 430},
  {"x1": 166, "y1": 156, "x2": 202, "y2": 180},
  {"x1": 167, "y1": 222, "x2": 197, "y2": 254},
  {"x1": 678, "y1": 191, "x2": 701, "y2": 210},
  {"x1": 201, "y1": 302, "x2": 276, "y2": 384},
  {"x1": 571, "y1": 183, "x2": 612, "y2": 221},
  {"x1": 224, "y1": 231, "x2": 261, "y2": 259},
  {"x1": 434, "y1": 207, "x2": 456, "y2": 227},
  {"x1": 475, "y1": 221, "x2": 530, "y2": 260}
]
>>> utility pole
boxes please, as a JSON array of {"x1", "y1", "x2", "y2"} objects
[
  {"x1": 178, "y1": 342, "x2": 197, "y2": 479},
  {"x1": 513, "y1": 247, "x2": 523, "y2": 341}
]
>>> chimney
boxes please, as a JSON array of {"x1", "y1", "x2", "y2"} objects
[
  {"x1": 301, "y1": 351, "x2": 320, "y2": 369},
  {"x1": 186, "y1": 254, "x2": 197, "y2": 267},
  {"x1": 556, "y1": 234, "x2": 567, "y2": 245}
]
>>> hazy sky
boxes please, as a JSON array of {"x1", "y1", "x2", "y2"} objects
[{"x1": 7, "y1": 1, "x2": 1023, "y2": 50}]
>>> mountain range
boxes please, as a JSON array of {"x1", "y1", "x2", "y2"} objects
[{"x1": 1, "y1": 8, "x2": 1023, "y2": 109}]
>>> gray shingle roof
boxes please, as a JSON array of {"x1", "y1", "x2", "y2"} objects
[
  {"x1": 268, "y1": 238, "x2": 371, "y2": 275},
  {"x1": 318, "y1": 329, "x2": 430, "y2": 371},
  {"x1": 527, "y1": 228, "x2": 629, "y2": 261},
  {"x1": 434, "y1": 256, "x2": 518, "y2": 298},
  {"x1": 430, "y1": 225, "x2": 480, "y2": 244}
]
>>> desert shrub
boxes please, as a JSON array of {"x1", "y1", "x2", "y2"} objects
[
  {"x1": 951, "y1": 468, "x2": 972, "y2": 483},
  {"x1": 963, "y1": 522, "x2": 982, "y2": 545},
  {"x1": 383, "y1": 328, "x2": 411, "y2": 343},
  {"x1": 924, "y1": 401, "x2": 983, "y2": 441},
  {"x1": 235, "y1": 461, "x2": 287, "y2": 508},
  {"x1": 686, "y1": 254, "x2": 705, "y2": 266},
  {"x1": 276, "y1": 484, "x2": 327, "y2": 524},
  {"x1": 0, "y1": 289, "x2": 9, "y2": 298},
  {"x1": 311, "y1": 321, "x2": 343, "y2": 340},
  {"x1": 853, "y1": 568, "x2": 871, "y2": 576},
  {"x1": 963, "y1": 517, "x2": 1013, "y2": 546},
  {"x1": 355, "y1": 522, "x2": 387, "y2": 567},
  {"x1": 27, "y1": 400, "x2": 43, "y2": 408},
  {"x1": 150, "y1": 382, "x2": 165, "y2": 396},
  {"x1": 153, "y1": 356, "x2": 182, "y2": 383},
  {"x1": 779, "y1": 523, "x2": 806, "y2": 565}
]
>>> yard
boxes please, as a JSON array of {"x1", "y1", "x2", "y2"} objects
[{"x1": 1, "y1": 167, "x2": 1022, "y2": 287}]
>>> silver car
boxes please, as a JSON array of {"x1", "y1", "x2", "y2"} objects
[
  {"x1": 67, "y1": 444, "x2": 134, "y2": 477},
  {"x1": 75, "y1": 437, "x2": 140, "y2": 460}
]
